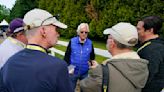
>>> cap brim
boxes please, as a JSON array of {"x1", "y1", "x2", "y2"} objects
[
  {"x1": 53, "y1": 21, "x2": 67, "y2": 29},
  {"x1": 13, "y1": 27, "x2": 24, "y2": 33},
  {"x1": 50, "y1": 17, "x2": 67, "y2": 29},
  {"x1": 103, "y1": 28, "x2": 113, "y2": 35}
]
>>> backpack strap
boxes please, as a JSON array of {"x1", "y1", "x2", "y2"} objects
[{"x1": 101, "y1": 64, "x2": 109, "y2": 92}]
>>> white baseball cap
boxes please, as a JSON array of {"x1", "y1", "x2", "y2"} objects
[
  {"x1": 103, "y1": 22, "x2": 138, "y2": 46},
  {"x1": 23, "y1": 8, "x2": 67, "y2": 30}
]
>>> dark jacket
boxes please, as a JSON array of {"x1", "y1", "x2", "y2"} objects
[
  {"x1": 80, "y1": 58, "x2": 149, "y2": 92},
  {"x1": 137, "y1": 37, "x2": 164, "y2": 92},
  {"x1": 64, "y1": 36, "x2": 95, "y2": 75},
  {"x1": 0, "y1": 47, "x2": 73, "y2": 92}
]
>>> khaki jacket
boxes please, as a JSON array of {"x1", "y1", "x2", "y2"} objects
[{"x1": 80, "y1": 59, "x2": 149, "y2": 92}]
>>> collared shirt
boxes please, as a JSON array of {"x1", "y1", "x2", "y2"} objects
[
  {"x1": 26, "y1": 44, "x2": 48, "y2": 54},
  {"x1": 79, "y1": 37, "x2": 86, "y2": 44},
  {"x1": 0, "y1": 37, "x2": 25, "y2": 68}
]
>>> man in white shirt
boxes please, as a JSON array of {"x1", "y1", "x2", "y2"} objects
[{"x1": 0, "y1": 18, "x2": 27, "y2": 68}]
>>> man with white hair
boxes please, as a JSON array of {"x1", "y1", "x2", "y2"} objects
[
  {"x1": 0, "y1": 8, "x2": 73, "y2": 92},
  {"x1": 80, "y1": 22, "x2": 149, "y2": 92},
  {"x1": 64, "y1": 23, "x2": 95, "y2": 90}
]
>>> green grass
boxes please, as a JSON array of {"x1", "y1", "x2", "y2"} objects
[
  {"x1": 95, "y1": 55, "x2": 108, "y2": 63},
  {"x1": 55, "y1": 53, "x2": 64, "y2": 59},
  {"x1": 54, "y1": 44, "x2": 67, "y2": 51},
  {"x1": 59, "y1": 37, "x2": 70, "y2": 42},
  {"x1": 92, "y1": 40, "x2": 106, "y2": 50}
]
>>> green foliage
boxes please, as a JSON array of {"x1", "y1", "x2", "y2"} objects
[
  {"x1": 2, "y1": 0, "x2": 163, "y2": 38},
  {"x1": 0, "y1": 5, "x2": 10, "y2": 21},
  {"x1": 39, "y1": 0, "x2": 164, "y2": 39},
  {"x1": 9, "y1": 0, "x2": 38, "y2": 21}
]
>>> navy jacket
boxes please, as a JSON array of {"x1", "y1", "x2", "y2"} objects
[{"x1": 0, "y1": 48, "x2": 73, "y2": 92}]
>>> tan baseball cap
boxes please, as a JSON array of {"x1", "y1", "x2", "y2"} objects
[
  {"x1": 103, "y1": 22, "x2": 138, "y2": 46},
  {"x1": 23, "y1": 8, "x2": 67, "y2": 30}
]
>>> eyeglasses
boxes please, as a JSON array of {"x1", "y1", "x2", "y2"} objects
[{"x1": 80, "y1": 31, "x2": 88, "y2": 34}]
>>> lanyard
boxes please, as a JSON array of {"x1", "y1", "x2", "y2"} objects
[
  {"x1": 8, "y1": 37, "x2": 25, "y2": 48},
  {"x1": 137, "y1": 41, "x2": 151, "y2": 52},
  {"x1": 26, "y1": 44, "x2": 47, "y2": 53}
]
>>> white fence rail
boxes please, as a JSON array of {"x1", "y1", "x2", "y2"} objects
[{"x1": 49, "y1": 40, "x2": 112, "y2": 58}]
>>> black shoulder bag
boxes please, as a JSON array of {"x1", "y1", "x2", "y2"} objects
[{"x1": 101, "y1": 64, "x2": 109, "y2": 92}]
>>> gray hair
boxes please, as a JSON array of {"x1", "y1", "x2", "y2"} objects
[
  {"x1": 76, "y1": 23, "x2": 89, "y2": 35},
  {"x1": 113, "y1": 39, "x2": 133, "y2": 49},
  {"x1": 25, "y1": 27, "x2": 38, "y2": 39}
]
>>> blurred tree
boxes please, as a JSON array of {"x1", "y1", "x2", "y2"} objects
[
  {"x1": 0, "y1": 5, "x2": 10, "y2": 22},
  {"x1": 9, "y1": 0, "x2": 38, "y2": 21},
  {"x1": 9, "y1": 0, "x2": 164, "y2": 39}
]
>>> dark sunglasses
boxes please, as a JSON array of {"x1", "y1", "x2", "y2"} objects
[{"x1": 80, "y1": 31, "x2": 88, "y2": 34}]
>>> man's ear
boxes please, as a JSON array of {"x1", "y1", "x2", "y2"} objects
[
  {"x1": 40, "y1": 27, "x2": 46, "y2": 38},
  {"x1": 146, "y1": 28, "x2": 154, "y2": 35},
  {"x1": 150, "y1": 28, "x2": 154, "y2": 33},
  {"x1": 111, "y1": 39, "x2": 116, "y2": 48}
]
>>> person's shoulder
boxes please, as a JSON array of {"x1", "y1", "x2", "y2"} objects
[
  {"x1": 70, "y1": 36, "x2": 79, "y2": 43},
  {"x1": 139, "y1": 38, "x2": 163, "y2": 52},
  {"x1": 0, "y1": 41, "x2": 23, "y2": 58},
  {"x1": 147, "y1": 39, "x2": 164, "y2": 50},
  {"x1": 71, "y1": 36, "x2": 78, "y2": 40},
  {"x1": 0, "y1": 39, "x2": 10, "y2": 47},
  {"x1": 0, "y1": 38, "x2": 19, "y2": 49},
  {"x1": 138, "y1": 58, "x2": 149, "y2": 64},
  {"x1": 151, "y1": 37, "x2": 164, "y2": 46},
  {"x1": 89, "y1": 64, "x2": 102, "y2": 76},
  {"x1": 3, "y1": 50, "x2": 24, "y2": 66},
  {"x1": 46, "y1": 55, "x2": 67, "y2": 66},
  {"x1": 86, "y1": 38, "x2": 92, "y2": 43},
  {"x1": 46, "y1": 57, "x2": 68, "y2": 71},
  {"x1": 7, "y1": 49, "x2": 26, "y2": 59}
]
